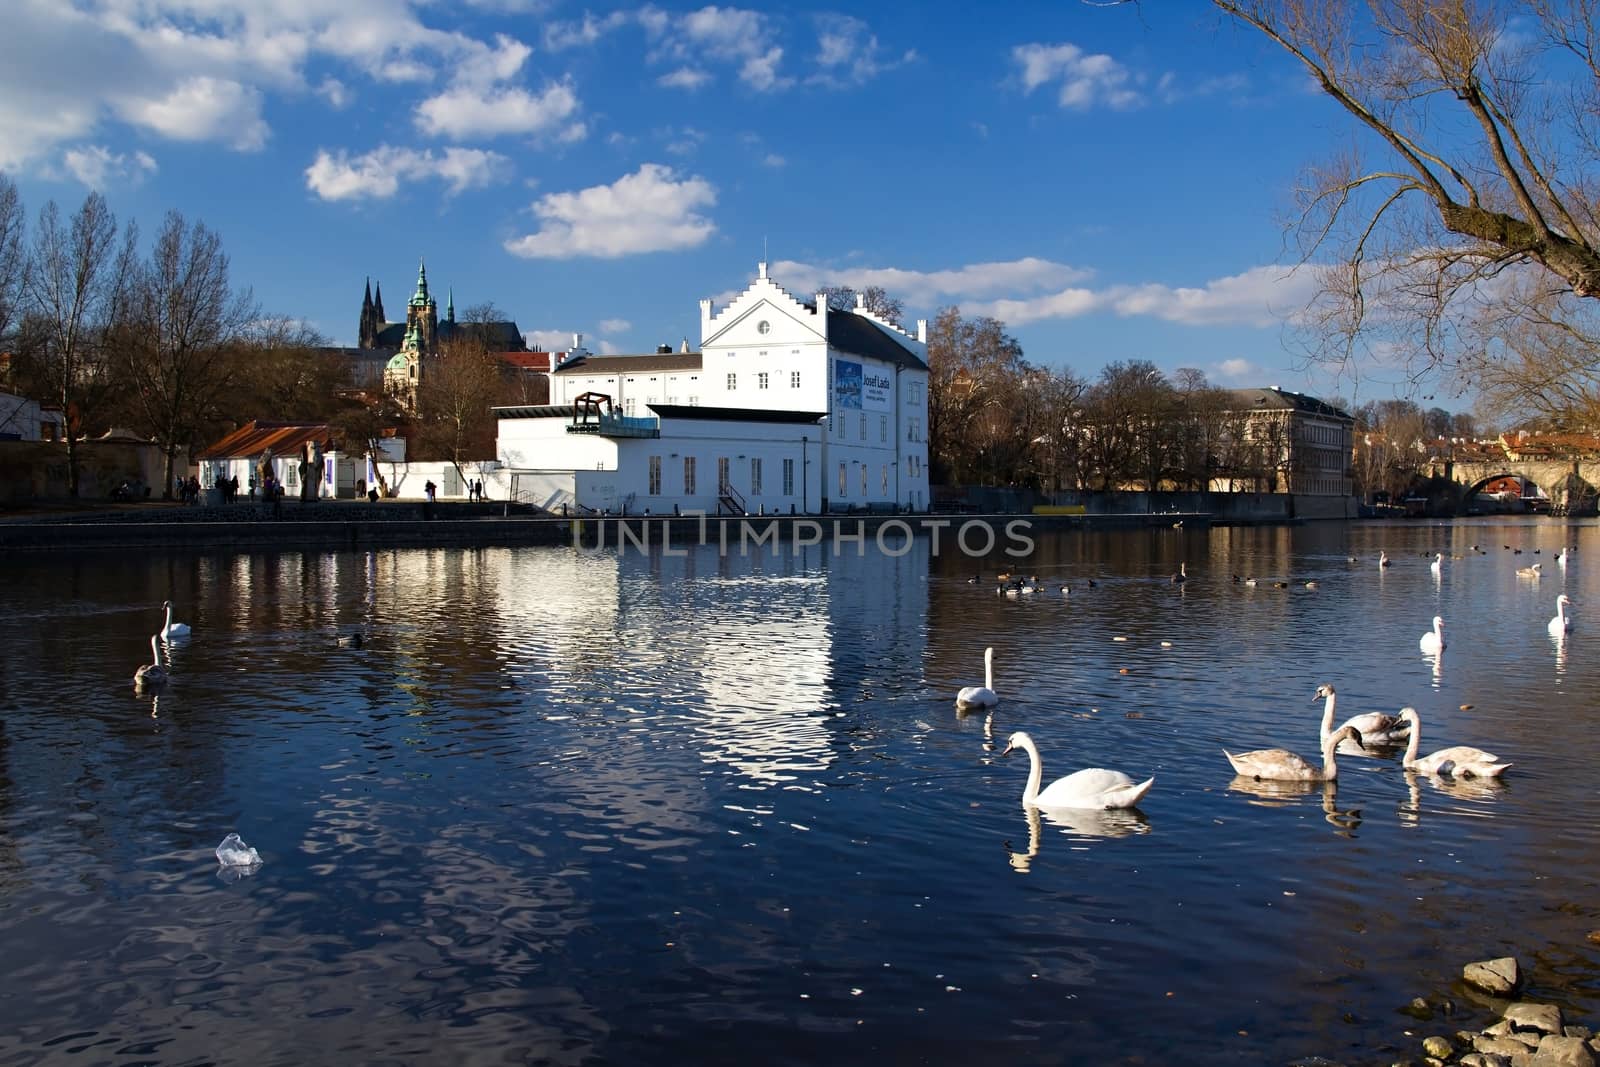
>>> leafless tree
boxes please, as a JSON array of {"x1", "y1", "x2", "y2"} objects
[
  {"x1": 414, "y1": 318, "x2": 502, "y2": 490},
  {"x1": 0, "y1": 175, "x2": 25, "y2": 345},
  {"x1": 119, "y1": 212, "x2": 258, "y2": 498},
  {"x1": 1098, "y1": 2, "x2": 1600, "y2": 425},
  {"x1": 22, "y1": 193, "x2": 124, "y2": 496},
  {"x1": 819, "y1": 285, "x2": 905, "y2": 324}
]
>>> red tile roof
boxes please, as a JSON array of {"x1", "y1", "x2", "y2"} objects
[
  {"x1": 499, "y1": 351, "x2": 554, "y2": 372},
  {"x1": 197, "y1": 420, "x2": 339, "y2": 460}
]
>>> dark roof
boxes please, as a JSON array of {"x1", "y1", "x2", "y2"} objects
[
  {"x1": 372, "y1": 323, "x2": 406, "y2": 348},
  {"x1": 647, "y1": 404, "x2": 828, "y2": 424},
  {"x1": 198, "y1": 420, "x2": 338, "y2": 460},
  {"x1": 555, "y1": 352, "x2": 703, "y2": 374},
  {"x1": 441, "y1": 320, "x2": 526, "y2": 351},
  {"x1": 493, "y1": 405, "x2": 569, "y2": 419},
  {"x1": 824, "y1": 309, "x2": 928, "y2": 371},
  {"x1": 1227, "y1": 387, "x2": 1351, "y2": 421}
]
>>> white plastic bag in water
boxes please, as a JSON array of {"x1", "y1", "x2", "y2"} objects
[{"x1": 216, "y1": 832, "x2": 261, "y2": 868}]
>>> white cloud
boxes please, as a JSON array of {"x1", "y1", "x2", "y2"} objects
[
  {"x1": 317, "y1": 77, "x2": 351, "y2": 108},
  {"x1": 1213, "y1": 358, "x2": 1261, "y2": 383},
  {"x1": 415, "y1": 79, "x2": 579, "y2": 139},
  {"x1": 59, "y1": 145, "x2": 158, "y2": 189},
  {"x1": 662, "y1": 126, "x2": 707, "y2": 156},
  {"x1": 966, "y1": 264, "x2": 1323, "y2": 327},
  {"x1": 116, "y1": 76, "x2": 269, "y2": 149},
  {"x1": 525, "y1": 328, "x2": 577, "y2": 350},
  {"x1": 305, "y1": 145, "x2": 510, "y2": 200},
  {"x1": 658, "y1": 67, "x2": 712, "y2": 90},
  {"x1": 762, "y1": 153, "x2": 786, "y2": 168},
  {"x1": 644, "y1": 6, "x2": 794, "y2": 92},
  {"x1": 1012, "y1": 42, "x2": 1143, "y2": 110},
  {"x1": 504, "y1": 163, "x2": 717, "y2": 259},
  {"x1": 543, "y1": 11, "x2": 634, "y2": 51},
  {"x1": 810, "y1": 15, "x2": 915, "y2": 88},
  {"x1": 1108, "y1": 265, "x2": 1321, "y2": 326},
  {"x1": 770, "y1": 257, "x2": 1093, "y2": 307},
  {"x1": 598, "y1": 318, "x2": 631, "y2": 333}
]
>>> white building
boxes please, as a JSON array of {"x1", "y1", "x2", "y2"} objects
[
  {"x1": 0, "y1": 391, "x2": 61, "y2": 441},
  {"x1": 502, "y1": 264, "x2": 931, "y2": 513}
]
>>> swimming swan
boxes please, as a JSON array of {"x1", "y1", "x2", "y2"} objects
[
  {"x1": 1430, "y1": 552, "x2": 1443, "y2": 575},
  {"x1": 1550, "y1": 594, "x2": 1574, "y2": 637},
  {"x1": 1517, "y1": 563, "x2": 1542, "y2": 578},
  {"x1": 1224, "y1": 724, "x2": 1363, "y2": 782},
  {"x1": 160, "y1": 600, "x2": 191, "y2": 640},
  {"x1": 1171, "y1": 562, "x2": 1188, "y2": 584},
  {"x1": 956, "y1": 647, "x2": 999, "y2": 710},
  {"x1": 1314, "y1": 683, "x2": 1409, "y2": 744},
  {"x1": 134, "y1": 633, "x2": 167, "y2": 691},
  {"x1": 1000, "y1": 730, "x2": 1153, "y2": 809},
  {"x1": 1379, "y1": 551, "x2": 1392, "y2": 568},
  {"x1": 1396, "y1": 707, "x2": 1510, "y2": 777},
  {"x1": 1419, "y1": 615, "x2": 1446, "y2": 655}
]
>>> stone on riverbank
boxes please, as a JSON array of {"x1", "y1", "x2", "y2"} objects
[
  {"x1": 1466, "y1": 958, "x2": 1524, "y2": 997},
  {"x1": 1531, "y1": 1033, "x2": 1594, "y2": 1066},
  {"x1": 1506, "y1": 1002, "x2": 1565, "y2": 1037},
  {"x1": 1459, "y1": 1053, "x2": 1513, "y2": 1067},
  {"x1": 1424, "y1": 1034, "x2": 1456, "y2": 1058}
]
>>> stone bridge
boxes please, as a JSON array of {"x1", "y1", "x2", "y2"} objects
[{"x1": 1443, "y1": 458, "x2": 1600, "y2": 514}]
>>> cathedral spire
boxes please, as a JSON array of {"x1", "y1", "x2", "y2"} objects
[
  {"x1": 373, "y1": 281, "x2": 385, "y2": 322},
  {"x1": 447, "y1": 286, "x2": 455, "y2": 324},
  {"x1": 363, "y1": 277, "x2": 372, "y2": 311},
  {"x1": 411, "y1": 257, "x2": 431, "y2": 306}
]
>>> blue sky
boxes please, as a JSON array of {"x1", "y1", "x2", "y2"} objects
[{"x1": 3, "y1": 0, "x2": 1402, "y2": 404}]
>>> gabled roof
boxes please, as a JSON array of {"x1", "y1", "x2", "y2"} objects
[
  {"x1": 1227, "y1": 387, "x2": 1351, "y2": 420},
  {"x1": 821, "y1": 309, "x2": 928, "y2": 371},
  {"x1": 554, "y1": 352, "x2": 704, "y2": 374},
  {"x1": 648, "y1": 404, "x2": 827, "y2": 424},
  {"x1": 198, "y1": 420, "x2": 338, "y2": 460}
]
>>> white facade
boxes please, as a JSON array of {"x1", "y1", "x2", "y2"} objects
[
  {"x1": 530, "y1": 264, "x2": 932, "y2": 512},
  {"x1": 0, "y1": 391, "x2": 59, "y2": 441}
]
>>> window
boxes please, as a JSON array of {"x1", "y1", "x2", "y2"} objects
[
  {"x1": 688, "y1": 396, "x2": 698, "y2": 406},
  {"x1": 718, "y1": 457, "x2": 730, "y2": 493},
  {"x1": 624, "y1": 397, "x2": 636, "y2": 416},
  {"x1": 881, "y1": 465, "x2": 889, "y2": 494},
  {"x1": 859, "y1": 415, "x2": 867, "y2": 441},
  {"x1": 648, "y1": 456, "x2": 662, "y2": 495},
  {"x1": 839, "y1": 462, "x2": 847, "y2": 497},
  {"x1": 880, "y1": 415, "x2": 888, "y2": 443},
  {"x1": 684, "y1": 456, "x2": 696, "y2": 495},
  {"x1": 908, "y1": 417, "x2": 921, "y2": 442},
  {"x1": 727, "y1": 373, "x2": 737, "y2": 390},
  {"x1": 835, "y1": 417, "x2": 844, "y2": 438},
  {"x1": 910, "y1": 382, "x2": 921, "y2": 405},
  {"x1": 757, "y1": 320, "x2": 771, "y2": 334},
  {"x1": 783, "y1": 458, "x2": 795, "y2": 495},
  {"x1": 758, "y1": 371, "x2": 769, "y2": 390},
  {"x1": 860, "y1": 464, "x2": 868, "y2": 495},
  {"x1": 286, "y1": 463, "x2": 299, "y2": 487},
  {"x1": 790, "y1": 371, "x2": 800, "y2": 388},
  {"x1": 751, "y1": 458, "x2": 763, "y2": 495}
]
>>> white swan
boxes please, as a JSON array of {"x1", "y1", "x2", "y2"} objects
[
  {"x1": 1224, "y1": 724, "x2": 1363, "y2": 782},
  {"x1": 1379, "y1": 551, "x2": 1392, "y2": 568},
  {"x1": 1314, "y1": 683, "x2": 1409, "y2": 744},
  {"x1": 1430, "y1": 552, "x2": 1443, "y2": 575},
  {"x1": 1557, "y1": 548, "x2": 1570, "y2": 567},
  {"x1": 1396, "y1": 707, "x2": 1510, "y2": 777},
  {"x1": 1001, "y1": 731, "x2": 1153, "y2": 809},
  {"x1": 1549, "y1": 594, "x2": 1573, "y2": 637},
  {"x1": 956, "y1": 647, "x2": 999, "y2": 710},
  {"x1": 134, "y1": 633, "x2": 167, "y2": 691},
  {"x1": 1419, "y1": 615, "x2": 1446, "y2": 654},
  {"x1": 160, "y1": 600, "x2": 191, "y2": 640},
  {"x1": 1517, "y1": 563, "x2": 1542, "y2": 578},
  {"x1": 1171, "y1": 562, "x2": 1188, "y2": 584}
]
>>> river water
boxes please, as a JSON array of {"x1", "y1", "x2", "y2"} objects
[{"x1": 2, "y1": 519, "x2": 1598, "y2": 1066}]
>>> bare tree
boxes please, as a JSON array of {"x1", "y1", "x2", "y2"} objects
[
  {"x1": 119, "y1": 212, "x2": 258, "y2": 498},
  {"x1": 414, "y1": 320, "x2": 502, "y2": 490},
  {"x1": 1097, "y1": 2, "x2": 1600, "y2": 424},
  {"x1": 22, "y1": 193, "x2": 124, "y2": 496},
  {"x1": 819, "y1": 285, "x2": 905, "y2": 324},
  {"x1": 0, "y1": 175, "x2": 24, "y2": 345}
]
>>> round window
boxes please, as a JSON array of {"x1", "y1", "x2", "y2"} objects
[{"x1": 757, "y1": 320, "x2": 771, "y2": 334}]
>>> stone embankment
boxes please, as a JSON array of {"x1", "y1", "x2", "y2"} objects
[{"x1": 1383, "y1": 955, "x2": 1597, "y2": 1067}]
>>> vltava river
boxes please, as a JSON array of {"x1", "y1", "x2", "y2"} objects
[{"x1": 1, "y1": 518, "x2": 1598, "y2": 1065}]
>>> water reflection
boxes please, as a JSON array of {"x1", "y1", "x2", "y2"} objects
[
  {"x1": 1005, "y1": 803, "x2": 1152, "y2": 872},
  {"x1": 1399, "y1": 770, "x2": 1509, "y2": 827},
  {"x1": 1226, "y1": 778, "x2": 1364, "y2": 836}
]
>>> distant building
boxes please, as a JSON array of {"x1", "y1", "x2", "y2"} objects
[
  {"x1": 500, "y1": 262, "x2": 931, "y2": 513},
  {"x1": 0, "y1": 390, "x2": 61, "y2": 441},
  {"x1": 1218, "y1": 387, "x2": 1354, "y2": 497}
]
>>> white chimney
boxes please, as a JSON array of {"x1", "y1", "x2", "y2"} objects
[
  {"x1": 573, "y1": 332, "x2": 583, "y2": 350},
  {"x1": 758, "y1": 261, "x2": 768, "y2": 280},
  {"x1": 916, "y1": 318, "x2": 927, "y2": 344},
  {"x1": 680, "y1": 337, "x2": 689, "y2": 353},
  {"x1": 856, "y1": 292, "x2": 866, "y2": 310}
]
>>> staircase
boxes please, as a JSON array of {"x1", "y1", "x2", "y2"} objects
[{"x1": 718, "y1": 483, "x2": 748, "y2": 516}]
